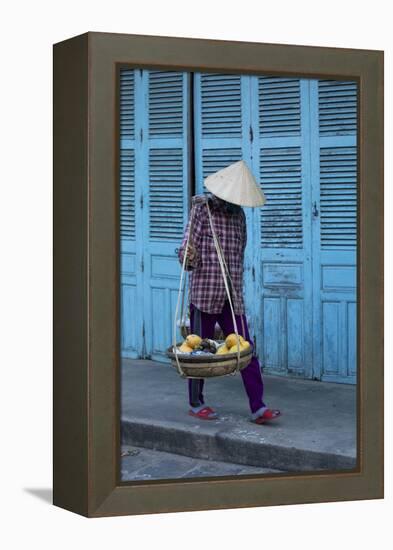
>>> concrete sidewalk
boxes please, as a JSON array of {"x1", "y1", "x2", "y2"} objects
[{"x1": 121, "y1": 358, "x2": 357, "y2": 473}]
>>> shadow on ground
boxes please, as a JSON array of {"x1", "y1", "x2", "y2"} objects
[{"x1": 24, "y1": 488, "x2": 52, "y2": 504}]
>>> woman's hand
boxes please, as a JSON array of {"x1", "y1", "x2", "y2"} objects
[{"x1": 186, "y1": 243, "x2": 197, "y2": 262}]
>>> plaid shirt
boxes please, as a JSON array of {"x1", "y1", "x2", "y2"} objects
[{"x1": 178, "y1": 193, "x2": 247, "y2": 314}]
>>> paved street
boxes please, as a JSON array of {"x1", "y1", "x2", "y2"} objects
[{"x1": 121, "y1": 445, "x2": 283, "y2": 481}]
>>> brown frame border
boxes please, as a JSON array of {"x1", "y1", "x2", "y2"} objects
[{"x1": 53, "y1": 31, "x2": 384, "y2": 517}]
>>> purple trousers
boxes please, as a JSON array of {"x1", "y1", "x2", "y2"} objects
[{"x1": 188, "y1": 300, "x2": 266, "y2": 414}]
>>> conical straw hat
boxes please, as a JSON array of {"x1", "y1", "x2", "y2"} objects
[{"x1": 204, "y1": 160, "x2": 266, "y2": 207}]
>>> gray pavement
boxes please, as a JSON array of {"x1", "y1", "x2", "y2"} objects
[
  {"x1": 121, "y1": 359, "x2": 357, "y2": 473},
  {"x1": 121, "y1": 445, "x2": 283, "y2": 481}
]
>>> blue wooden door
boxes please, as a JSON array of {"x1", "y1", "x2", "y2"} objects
[
  {"x1": 194, "y1": 72, "x2": 357, "y2": 383},
  {"x1": 310, "y1": 79, "x2": 358, "y2": 383},
  {"x1": 120, "y1": 69, "x2": 191, "y2": 360},
  {"x1": 119, "y1": 69, "x2": 141, "y2": 358},
  {"x1": 250, "y1": 77, "x2": 314, "y2": 379},
  {"x1": 120, "y1": 69, "x2": 358, "y2": 382},
  {"x1": 194, "y1": 74, "x2": 314, "y2": 379}
]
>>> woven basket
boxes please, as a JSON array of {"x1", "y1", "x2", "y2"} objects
[{"x1": 166, "y1": 341, "x2": 253, "y2": 378}]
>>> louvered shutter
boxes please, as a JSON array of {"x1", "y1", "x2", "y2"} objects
[
  {"x1": 120, "y1": 70, "x2": 136, "y2": 240},
  {"x1": 195, "y1": 73, "x2": 245, "y2": 191},
  {"x1": 259, "y1": 147, "x2": 303, "y2": 248},
  {"x1": 319, "y1": 146, "x2": 357, "y2": 248},
  {"x1": 318, "y1": 80, "x2": 357, "y2": 136},
  {"x1": 251, "y1": 76, "x2": 313, "y2": 379},
  {"x1": 120, "y1": 150, "x2": 135, "y2": 239},
  {"x1": 200, "y1": 73, "x2": 242, "y2": 138},
  {"x1": 120, "y1": 69, "x2": 191, "y2": 360},
  {"x1": 119, "y1": 69, "x2": 139, "y2": 357},
  {"x1": 142, "y1": 70, "x2": 191, "y2": 360},
  {"x1": 258, "y1": 77, "x2": 303, "y2": 249},
  {"x1": 312, "y1": 79, "x2": 358, "y2": 383},
  {"x1": 148, "y1": 149, "x2": 184, "y2": 240},
  {"x1": 318, "y1": 80, "x2": 357, "y2": 250},
  {"x1": 259, "y1": 77, "x2": 301, "y2": 137},
  {"x1": 147, "y1": 72, "x2": 188, "y2": 243}
]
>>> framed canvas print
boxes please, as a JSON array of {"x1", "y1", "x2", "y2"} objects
[{"x1": 53, "y1": 31, "x2": 384, "y2": 517}]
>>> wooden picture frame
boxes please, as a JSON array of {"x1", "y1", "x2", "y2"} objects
[{"x1": 53, "y1": 31, "x2": 384, "y2": 517}]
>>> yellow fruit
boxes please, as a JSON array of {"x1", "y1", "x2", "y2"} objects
[
  {"x1": 225, "y1": 333, "x2": 242, "y2": 349},
  {"x1": 229, "y1": 341, "x2": 250, "y2": 354},
  {"x1": 216, "y1": 345, "x2": 229, "y2": 355},
  {"x1": 229, "y1": 344, "x2": 242, "y2": 354},
  {"x1": 179, "y1": 343, "x2": 193, "y2": 353},
  {"x1": 186, "y1": 334, "x2": 202, "y2": 349}
]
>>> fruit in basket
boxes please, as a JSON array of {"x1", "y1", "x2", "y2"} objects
[
  {"x1": 225, "y1": 333, "x2": 244, "y2": 349},
  {"x1": 228, "y1": 340, "x2": 251, "y2": 354},
  {"x1": 229, "y1": 344, "x2": 241, "y2": 354},
  {"x1": 198, "y1": 338, "x2": 217, "y2": 354},
  {"x1": 216, "y1": 345, "x2": 230, "y2": 355},
  {"x1": 185, "y1": 334, "x2": 202, "y2": 349},
  {"x1": 178, "y1": 343, "x2": 193, "y2": 353}
]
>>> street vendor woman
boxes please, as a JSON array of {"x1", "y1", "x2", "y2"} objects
[{"x1": 178, "y1": 160, "x2": 281, "y2": 424}]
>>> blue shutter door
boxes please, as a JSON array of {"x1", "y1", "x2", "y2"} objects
[
  {"x1": 141, "y1": 70, "x2": 191, "y2": 361},
  {"x1": 310, "y1": 79, "x2": 358, "y2": 383},
  {"x1": 119, "y1": 69, "x2": 142, "y2": 358},
  {"x1": 250, "y1": 77, "x2": 314, "y2": 378},
  {"x1": 194, "y1": 74, "x2": 357, "y2": 383},
  {"x1": 120, "y1": 70, "x2": 357, "y2": 383},
  {"x1": 120, "y1": 69, "x2": 191, "y2": 360}
]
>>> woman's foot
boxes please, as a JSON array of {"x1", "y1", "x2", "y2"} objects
[
  {"x1": 251, "y1": 407, "x2": 281, "y2": 424},
  {"x1": 189, "y1": 405, "x2": 218, "y2": 420}
]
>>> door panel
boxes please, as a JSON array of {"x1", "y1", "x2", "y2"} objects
[
  {"x1": 141, "y1": 70, "x2": 191, "y2": 361},
  {"x1": 120, "y1": 70, "x2": 358, "y2": 383},
  {"x1": 119, "y1": 70, "x2": 141, "y2": 358},
  {"x1": 310, "y1": 79, "x2": 358, "y2": 383},
  {"x1": 193, "y1": 74, "x2": 315, "y2": 379},
  {"x1": 251, "y1": 77, "x2": 313, "y2": 378},
  {"x1": 119, "y1": 69, "x2": 191, "y2": 360}
]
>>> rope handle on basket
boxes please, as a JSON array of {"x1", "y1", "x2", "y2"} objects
[{"x1": 173, "y1": 205, "x2": 195, "y2": 378}]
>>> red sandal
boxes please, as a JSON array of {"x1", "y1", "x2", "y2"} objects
[
  {"x1": 189, "y1": 406, "x2": 218, "y2": 420},
  {"x1": 253, "y1": 408, "x2": 281, "y2": 424}
]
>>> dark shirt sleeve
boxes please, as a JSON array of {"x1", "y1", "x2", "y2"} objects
[{"x1": 178, "y1": 202, "x2": 204, "y2": 271}]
